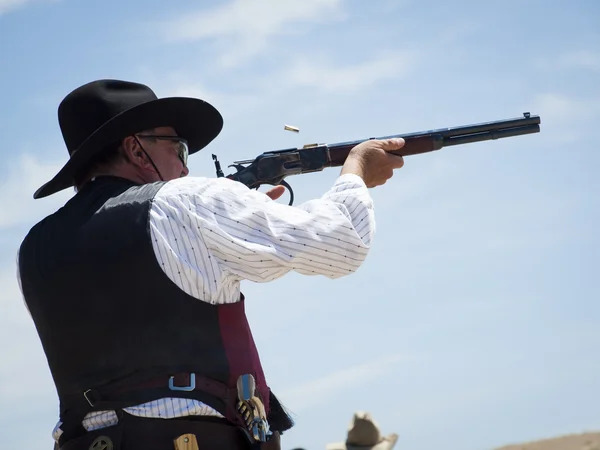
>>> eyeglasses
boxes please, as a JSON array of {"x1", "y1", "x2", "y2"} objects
[{"x1": 136, "y1": 135, "x2": 189, "y2": 166}]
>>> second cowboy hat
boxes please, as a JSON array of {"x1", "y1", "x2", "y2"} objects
[
  {"x1": 33, "y1": 79, "x2": 223, "y2": 199},
  {"x1": 326, "y1": 411, "x2": 399, "y2": 450}
]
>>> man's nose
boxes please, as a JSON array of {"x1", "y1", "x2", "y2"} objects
[{"x1": 181, "y1": 165, "x2": 189, "y2": 177}]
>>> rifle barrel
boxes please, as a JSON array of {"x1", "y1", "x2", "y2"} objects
[
  {"x1": 443, "y1": 124, "x2": 541, "y2": 147},
  {"x1": 329, "y1": 114, "x2": 541, "y2": 151}
]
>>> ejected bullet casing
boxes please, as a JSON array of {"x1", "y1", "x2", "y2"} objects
[{"x1": 284, "y1": 124, "x2": 300, "y2": 133}]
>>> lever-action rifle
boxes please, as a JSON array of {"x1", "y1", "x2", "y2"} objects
[{"x1": 212, "y1": 112, "x2": 541, "y2": 205}]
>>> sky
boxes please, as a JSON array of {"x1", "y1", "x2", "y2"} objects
[{"x1": 0, "y1": 0, "x2": 599, "y2": 449}]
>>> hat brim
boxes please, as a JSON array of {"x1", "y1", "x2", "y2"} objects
[
  {"x1": 326, "y1": 434, "x2": 399, "y2": 450},
  {"x1": 33, "y1": 96, "x2": 223, "y2": 199}
]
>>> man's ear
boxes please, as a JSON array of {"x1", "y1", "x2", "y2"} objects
[{"x1": 122, "y1": 136, "x2": 145, "y2": 167}]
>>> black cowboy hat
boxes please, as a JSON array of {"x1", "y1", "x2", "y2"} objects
[{"x1": 33, "y1": 79, "x2": 223, "y2": 199}]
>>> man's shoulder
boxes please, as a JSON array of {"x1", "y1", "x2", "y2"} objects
[
  {"x1": 155, "y1": 176, "x2": 245, "y2": 200},
  {"x1": 18, "y1": 204, "x2": 68, "y2": 261},
  {"x1": 20, "y1": 200, "x2": 69, "y2": 240}
]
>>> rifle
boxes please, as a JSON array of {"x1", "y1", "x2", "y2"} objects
[{"x1": 212, "y1": 112, "x2": 541, "y2": 205}]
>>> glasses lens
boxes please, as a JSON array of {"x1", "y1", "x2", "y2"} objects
[
  {"x1": 136, "y1": 135, "x2": 188, "y2": 166},
  {"x1": 178, "y1": 140, "x2": 188, "y2": 166}
]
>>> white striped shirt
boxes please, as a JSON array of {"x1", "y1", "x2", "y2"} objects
[{"x1": 51, "y1": 173, "x2": 375, "y2": 441}]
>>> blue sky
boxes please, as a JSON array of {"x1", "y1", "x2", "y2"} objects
[{"x1": 1, "y1": 0, "x2": 599, "y2": 449}]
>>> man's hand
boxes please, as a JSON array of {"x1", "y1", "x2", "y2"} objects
[
  {"x1": 266, "y1": 137, "x2": 404, "y2": 200},
  {"x1": 341, "y1": 138, "x2": 405, "y2": 188}
]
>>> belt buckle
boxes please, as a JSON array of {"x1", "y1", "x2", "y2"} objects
[
  {"x1": 236, "y1": 374, "x2": 271, "y2": 443},
  {"x1": 169, "y1": 373, "x2": 196, "y2": 392}
]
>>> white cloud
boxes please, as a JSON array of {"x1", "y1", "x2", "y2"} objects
[
  {"x1": 0, "y1": 264, "x2": 56, "y2": 403},
  {"x1": 162, "y1": 0, "x2": 345, "y2": 67},
  {"x1": 282, "y1": 50, "x2": 418, "y2": 93},
  {"x1": 376, "y1": 0, "x2": 410, "y2": 14},
  {"x1": 167, "y1": 80, "x2": 262, "y2": 120},
  {"x1": 0, "y1": 0, "x2": 32, "y2": 14},
  {"x1": 0, "y1": 266, "x2": 58, "y2": 450},
  {"x1": 155, "y1": 50, "x2": 416, "y2": 119},
  {"x1": 0, "y1": 0, "x2": 54, "y2": 15},
  {"x1": 533, "y1": 93, "x2": 591, "y2": 120},
  {"x1": 530, "y1": 92, "x2": 600, "y2": 143},
  {"x1": 141, "y1": 48, "x2": 419, "y2": 142},
  {"x1": 278, "y1": 353, "x2": 406, "y2": 411},
  {"x1": 527, "y1": 91, "x2": 600, "y2": 145},
  {"x1": 534, "y1": 49, "x2": 600, "y2": 73},
  {"x1": 0, "y1": 263, "x2": 23, "y2": 321},
  {"x1": 558, "y1": 50, "x2": 600, "y2": 71},
  {"x1": 152, "y1": 49, "x2": 418, "y2": 120},
  {"x1": 0, "y1": 153, "x2": 73, "y2": 229}
]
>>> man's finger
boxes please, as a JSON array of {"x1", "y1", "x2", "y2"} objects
[
  {"x1": 386, "y1": 153, "x2": 405, "y2": 169},
  {"x1": 379, "y1": 138, "x2": 405, "y2": 151},
  {"x1": 265, "y1": 185, "x2": 286, "y2": 200}
]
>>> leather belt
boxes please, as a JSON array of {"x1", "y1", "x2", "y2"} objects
[{"x1": 60, "y1": 372, "x2": 274, "y2": 447}]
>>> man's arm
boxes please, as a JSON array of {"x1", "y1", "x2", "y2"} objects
[
  {"x1": 152, "y1": 173, "x2": 375, "y2": 283},
  {"x1": 148, "y1": 138, "x2": 403, "y2": 303}
]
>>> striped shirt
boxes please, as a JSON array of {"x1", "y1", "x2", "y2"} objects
[{"x1": 46, "y1": 173, "x2": 376, "y2": 441}]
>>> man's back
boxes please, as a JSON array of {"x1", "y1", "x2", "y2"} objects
[
  {"x1": 19, "y1": 176, "x2": 252, "y2": 399},
  {"x1": 18, "y1": 176, "x2": 169, "y2": 392}
]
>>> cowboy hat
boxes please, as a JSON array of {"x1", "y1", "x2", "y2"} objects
[
  {"x1": 33, "y1": 79, "x2": 223, "y2": 199},
  {"x1": 326, "y1": 411, "x2": 398, "y2": 450}
]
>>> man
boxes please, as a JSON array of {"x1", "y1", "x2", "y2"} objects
[
  {"x1": 326, "y1": 411, "x2": 398, "y2": 450},
  {"x1": 17, "y1": 79, "x2": 405, "y2": 450}
]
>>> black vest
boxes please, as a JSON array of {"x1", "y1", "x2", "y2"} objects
[{"x1": 18, "y1": 176, "x2": 292, "y2": 434}]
